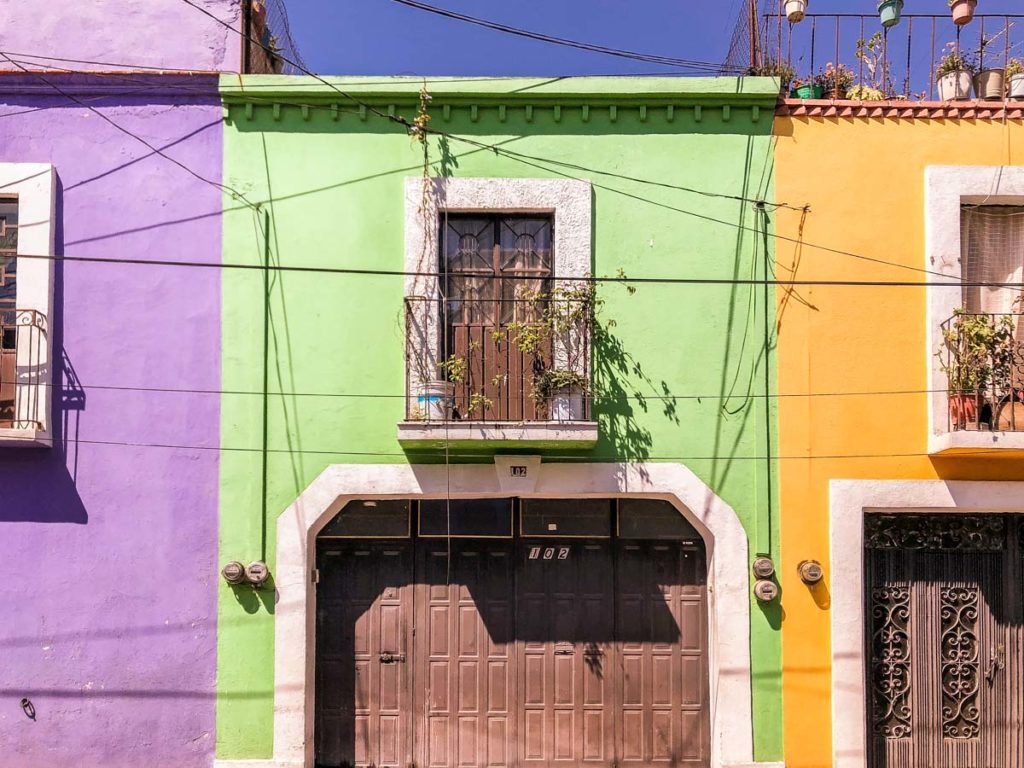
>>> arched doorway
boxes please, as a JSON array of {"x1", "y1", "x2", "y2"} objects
[{"x1": 313, "y1": 497, "x2": 710, "y2": 768}]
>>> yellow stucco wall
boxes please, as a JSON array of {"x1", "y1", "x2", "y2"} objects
[{"x1": 773, "y1": 114, "x2": 1024, "y2": 768}]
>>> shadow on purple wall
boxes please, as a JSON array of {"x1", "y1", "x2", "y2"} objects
[{"x1": 2, "y1": 177, "x2": 87, "y2": 524}]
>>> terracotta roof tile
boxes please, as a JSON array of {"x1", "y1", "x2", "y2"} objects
[{"x1": 777, "y1": 98, "x2": 1024, "y2": 120}]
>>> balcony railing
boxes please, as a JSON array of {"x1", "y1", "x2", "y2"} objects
[
  {"x1": 757, "y1": 13, "x2": 1024, "y2": 101},
  {"x1": 940, "y1": 312, "x2": 1024, "y2": 433},
  {"x1": 1, "y1": 308, "x2": 47, "y2": 431},
  {"x1": 404, "y1": 295, "x2": 592, "y2": 423}
]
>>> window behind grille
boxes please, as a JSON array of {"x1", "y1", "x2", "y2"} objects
[
  {"x1": 961, "y1": 205, "x2": 1024, "y2": 318},
  {"x1": 439, "y1": 214, "x2": 553, "y2": 420}
]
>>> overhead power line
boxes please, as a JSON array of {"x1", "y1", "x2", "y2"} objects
[
  {"x1": 44, "y1": 434, "x2": 1024, "y2": 463},
  {"x1": 9, "y1": 248, "x2": 1013, "y2": 288},
  {"x1": 2, "y1": 50, "x2": 697, "y2": 81},
  {"x1": 12, "y1": 4, "x2": 960, "y2": 284},
  {"x1": 0, "y1": 52, "x2": 260, "y2": 210},
  {"x1": 388, "y1": 0, "x2": 744, "y2": 74}
]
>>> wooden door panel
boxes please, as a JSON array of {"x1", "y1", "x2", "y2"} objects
[
  {"x1": 616, "y1": 542, "x2": 709, "y2": 766},
  {"x1": 316, "y1": 543, "x2": 413, "y2": 768},
  {"x1": 517, "y1": 541, "x2": 615, "y2": 768},
  {"x1": 416, "y1": 543, "x2": 515, "y2": 768}
]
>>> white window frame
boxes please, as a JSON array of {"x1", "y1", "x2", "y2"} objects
[
  {"x1": 925, "y1": 165, "x2": 1024, "y2": 453},
  {"x1": 0, "y1": 163, "x2": 55, "y2": 446},
  {"x1": 400, "y1": 177, "x2": 596, "y2": 442}
]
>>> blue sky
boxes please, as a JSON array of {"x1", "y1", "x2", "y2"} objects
[{"x1": 286, "y1": 1, "x2": 1024, "y2": 77}]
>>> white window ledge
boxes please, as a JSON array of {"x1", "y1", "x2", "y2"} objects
[
  {"x1": 930, "y1": 429, "x2": 1024, "y2": 455},
  {"x1": 397, "y1": 420, "x2": 598, "y2": 449},
  {"x1": 0, "y1": 426, "x2": 51, "y2": 448}
]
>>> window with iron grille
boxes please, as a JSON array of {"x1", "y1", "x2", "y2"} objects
[
  {"x1": 439, "y1": 214, "x2": 555, "y2": 421},
  {"x1": 0, "y1": 197, "x2": 17, "y2": 427}
]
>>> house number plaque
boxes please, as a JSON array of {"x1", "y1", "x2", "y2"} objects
[
  {"x1": 527, "y1": 546, "x2": 570, "y2": 561},
  {"x1": 510, "y1": 466, "x2": 528, "y2": 477}
]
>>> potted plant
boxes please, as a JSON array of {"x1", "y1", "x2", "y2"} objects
[
  {"x1": 1009, "y1": 58, "x2": 1024, "y2": 99},
  {"x1": 938, "y1": 309, "x2": 1015, "y2": 430},
  {"x1": 506, "y1": 280, "x2": 598, "y2": 422},
  {"x1": 416, "y1": 379, "x2": 455, "y2": 421},
  {"x1": 936, "y1": 44, "x2": 976, "y2": 101},
  {"x1": 785, "y1": 0, "x2": 808, "y2": 24},
  {"x1": 816, "y1": 62, "x2": 853, "y2": 99},
  {"x1": 974, "y1": 67, "x2": 1005, "y2": 100},
  {"x1": 878, "y1": 0, "x2": 904, "y2": 28},
  {"x1": 790, "y1": 76, "x2": 824, "y2": 100},
  {"x1": 533, "y1": 369, "x2": 588, "y2": 421},
  {"x1": 748, "y1": 59, "x2": 796, "y2": 93},
  {"x1": 949, "y1": 0, "x2": 978, "y2": 26}
]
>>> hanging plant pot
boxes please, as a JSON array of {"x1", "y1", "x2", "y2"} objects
[
  {"x1": 789, "y1": 83, "x2": 825, "y2": 99},
  {"x1": 950, "y1": 0, "x2": 978, "y2": 26},
  {"x1": 1010, "y1": 74, "x2": 1024, "y2": 99},
  {"x1": 937, "y1": 70, "x2": 973, "y2": 101},
  {"x1": 785, "y1": 0, "x2": 808, "y2": 23},
  {"x1": 974, "y1": 69, "x2": 1005, "y2": 100},
  {"x1": 877, "y1": 0, "x2": 904, "y2": 28}
]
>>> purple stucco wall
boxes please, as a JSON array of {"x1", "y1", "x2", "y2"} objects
[
  {"x1": 0, "y1": 76, "x2": 222, "y2": 767},
  {"x1": 1, "y1": 0, "x2": 243, "y2": 73}
]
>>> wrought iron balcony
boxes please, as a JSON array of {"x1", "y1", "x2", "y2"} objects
[
  {"x1": 753, "y1": 12, "x2": 1024, "y2": 102},
  {"x1": 403, "y1": 295, "x2": 592, "y2": 425},
  {"x1": 939, "y1": 312, "x2": 1024, "y2": 433},
  {"x1": 1, "y1": 308, "x2": 48, "y2": 433}
]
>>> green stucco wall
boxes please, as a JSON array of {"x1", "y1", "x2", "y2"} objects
[{"x1": 217, "y1": 76, "x2": 782, "y2": 762}]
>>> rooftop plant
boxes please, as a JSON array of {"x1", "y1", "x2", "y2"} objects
[{"x1": 936, "y1": 42, "x2": 978, "y2": 77}]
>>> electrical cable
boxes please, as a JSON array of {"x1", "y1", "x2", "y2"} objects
[
  {"x1": 387, "y1": 0, "x2": 745, "y2": 73},
  {"x1": 12, "y1": 248, "x2": 1013, "y2": 287},
  {"x1": 49, "y1": 435, "x2": 1024, "y2": 462},
  {"x1": 0, "y1": 53, "x2": 261, "y2": 211},
  {"x1": 2, "y1": 51, "x2": 701, "y2": 81}
]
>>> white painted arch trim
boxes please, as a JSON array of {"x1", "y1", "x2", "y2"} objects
[
  {"x1": 259, "y1": 461, "x2": 755, "y2": 768},
  {"x1": 925, "y1": 165, "x2": 1024, "y2": 453},
  {"x1": 829, "y1": 479, "x2": 1024, "y2": 768}
]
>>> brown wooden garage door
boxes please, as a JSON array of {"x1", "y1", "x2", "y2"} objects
[{"x1": 314, "y1": 498, "x2": 709, "y2": 768}]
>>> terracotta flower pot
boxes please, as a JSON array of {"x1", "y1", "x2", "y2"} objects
[
  {"x1": 785, "y1": 0, "x2": 807, "y2": 23},
  {"x1": 937, "y1": 70, "x2": 973, "y2": 101},
  {"x1": 974, "y1": 69, "x2": 1005, "y2": 101},
  {"x1": 950, "y1": 0, "x2": 977, "y2": 26},
  {"x1": 1009, "y1": 74, "x2": 1024, "y2": 99},
  {"x1": 949, "y1": 393, "x2": 978, "y2": 430}
]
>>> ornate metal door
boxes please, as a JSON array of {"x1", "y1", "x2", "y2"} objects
[{"x1": 866, "y1": 514, "x2": 1024, "y2": 768}]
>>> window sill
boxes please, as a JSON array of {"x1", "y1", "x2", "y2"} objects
[
  {"x1": 397, "y1": 420, "x2": 598, "y2": 449},
  {"x1": 0, "y1": 426, "x2": 51, "y2": 448},
  {"x1": 929, "y1": 430, "x2": 1024, "y2": 455}
]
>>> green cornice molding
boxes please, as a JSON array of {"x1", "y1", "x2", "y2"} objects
[{"x1": 218, "y1": 74, "x2": 782, "y2": 109}]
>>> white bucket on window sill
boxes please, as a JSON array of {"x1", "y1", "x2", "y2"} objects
[
  {"x1": 417, "y1": 381, "x2": 455, "y2": 421},
  {"x1": 549, "y1": 388, "x2": 585, "y2": 422}
]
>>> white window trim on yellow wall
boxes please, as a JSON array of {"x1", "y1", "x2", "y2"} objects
[
  {"x1": 829, "y1": 478, "x2": 1024, "y2": 768},
  {"x1": 0, "y1": 162, "x2": 55, "y2": 447},
  {"x1": 211, "y1": 461, "x2": 770, "y2": 768},
  {"x1": 925, "y1": 165, "x2": 1024, "y2": 453}
]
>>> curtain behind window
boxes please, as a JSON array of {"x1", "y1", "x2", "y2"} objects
[{"x1": 961, "y1": 205, "x2": 1024, "y2": 317}]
